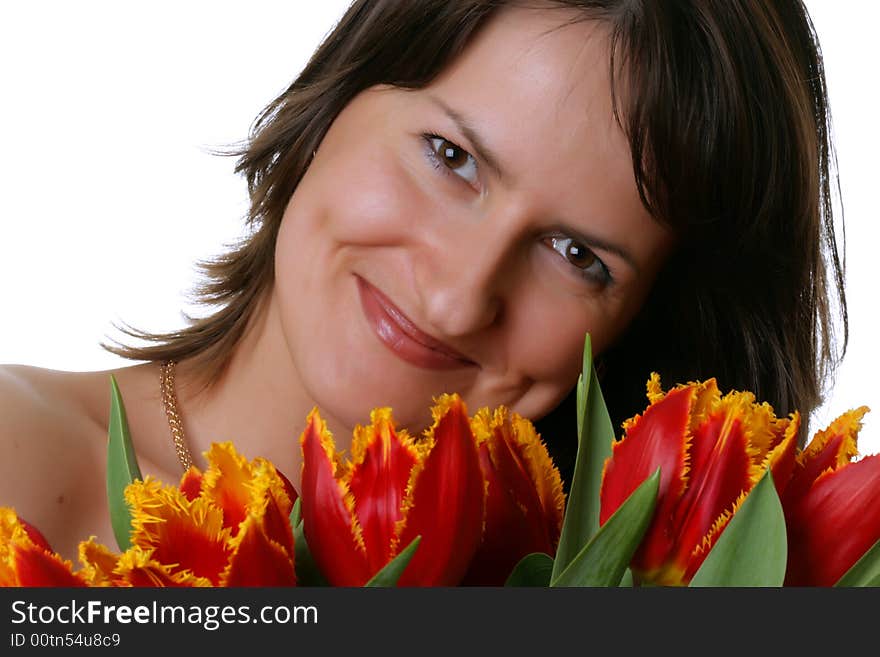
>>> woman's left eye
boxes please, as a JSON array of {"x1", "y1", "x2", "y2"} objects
[
  {"x1": 424, "y1": 135, "x2": 479, "y2": 188},
  {"x1": 546, "y1": 236, "x2": 613, "y2": 287}
]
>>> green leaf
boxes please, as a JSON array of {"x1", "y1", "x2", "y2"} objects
[
  {"x1": 551, "y1": 468, "x2": 659, "y2": 587},
  {"x1": 619, "y1": 567, "x2": 634, "y2": 587},
  {"x1": 365, "y1": 536, "x2": 421, "y2": 587},
  {"x1": 292, "y1": 506, "x2": 330, "y2": 586},
  {"x1": 505, "y1": 552, "x2": 554, "y2": 587},
  {"x1": 689, "y1": 469, "x2": 787, "y2": 587},
  {"x1": 835, "y1": 536, "x2": 880, "y2": 587},
  {"x1": 290, "y1": 497, "x2": 302, "y2": 529},
  {"x1": 550, "y1": 333, "x2": 617, "y2": 583},
  {"x1": 106, "y1": 375, "x2": 142, "y2": 551}
]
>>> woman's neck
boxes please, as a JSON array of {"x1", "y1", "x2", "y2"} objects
[{"x1": 170, "y1": 294, "x2": 347, "y2": 492}]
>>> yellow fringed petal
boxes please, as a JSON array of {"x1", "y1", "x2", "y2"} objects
[
  {"x1": 199, "y1": 442, "x2": 255, "y2": 529},
  {"x1": 305, "y1": 407, "x2": 369, "y2": 557},
  {"x1": 125, "y1": 477, "x2": 230, "y2": 550},
  {"x1": 391, "y1": 394, "x2": 465, "y2": 556},
  {"x1": 114, "y1": 548, "x2": 213, "y2": 587},
  {"x1": 507, "y1": 410, "x2": 566, "y2": 528},
  {"x1": 77, "y1": 538, "x2": 120, "y2": 586},
  {"x1": 0, "y1": 507, "x2": 31, "y2": 562},
  {"x1": 799, "y1": 407, "x2": 869, "y2": 468}
]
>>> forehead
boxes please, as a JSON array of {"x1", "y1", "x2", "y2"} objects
[
  {"x1": 427, "y1": 6, "x2": 620, "y2": 152},
  {"x1": 409, "y1": 6, "x2": 660, "y2": 264}
]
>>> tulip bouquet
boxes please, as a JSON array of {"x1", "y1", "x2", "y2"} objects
[{"x1": 2, "y1": 334, "x2": 879, "y2": 587}]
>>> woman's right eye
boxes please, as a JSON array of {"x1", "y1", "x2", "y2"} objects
[{"x1": 424, "y1": 134, "x2": 479, "y2": 188}]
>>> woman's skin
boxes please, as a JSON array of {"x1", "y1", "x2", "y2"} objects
[{"x1": 0, "y1": 6, "x2": 673, "y2": 562}]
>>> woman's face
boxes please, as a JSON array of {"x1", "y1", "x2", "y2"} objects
[{"x1": 271, "y1": 6, "x2": 674, "y2": 435}]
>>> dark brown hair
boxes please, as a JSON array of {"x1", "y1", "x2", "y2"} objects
[{"x1": 104, "y1": 0, "x2": 847, "y2": 484}]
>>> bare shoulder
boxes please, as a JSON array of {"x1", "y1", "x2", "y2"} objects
[
  {"x1": 0, "y1": 364, "x2": 115, "y2": 560},
  {"x1": 0, "y1": 364, "x2": 107, "y2": 474}
]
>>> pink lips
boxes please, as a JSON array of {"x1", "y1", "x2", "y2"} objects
[{"x1": 356, "y1": 275, "x2": 475, "y2": 371}]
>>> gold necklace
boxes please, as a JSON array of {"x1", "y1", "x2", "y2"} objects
[{"x1": 159, "y1": 360, "x2": 194, "y2": 472}]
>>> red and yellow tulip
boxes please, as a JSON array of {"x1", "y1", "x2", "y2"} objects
[
  {"x1": 299, "y1": 394, "x2": 486, "y2": 586},
  {"x1": 599, "y1": 373, "x2": 800, "y2": 586},
  {"x1": 781, "y1": 407, "x2": 880, "y2": 586},
  {"x1": 1, "y1": 442, "x2": 298, "y2": 587},
  {"x1": 461, "y1": 406, "x2": 566, "y2": 585},
  {"x1": 0, "y1": 509, "x2": 88, "y2": 586}
]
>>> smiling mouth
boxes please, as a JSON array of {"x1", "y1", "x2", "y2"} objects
[{"x1": 356, "y1": 275, "x2": 476, "y2": 371}]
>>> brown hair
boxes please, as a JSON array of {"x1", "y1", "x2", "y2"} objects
[{"x1": 104, "y1": 0, "x2": 847, "y2": 483}]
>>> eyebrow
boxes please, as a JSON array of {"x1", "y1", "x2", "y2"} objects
[
  {"x1": 425, "y1": 93, "x2": 509, "y2": 183},
  {"x1": 425, "y1": 93, "x2": 639, "y2": 274}
]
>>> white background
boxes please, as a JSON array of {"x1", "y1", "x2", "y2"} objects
[{"x1": 1, "y1": 2, "x2": 877, "y2": 452}]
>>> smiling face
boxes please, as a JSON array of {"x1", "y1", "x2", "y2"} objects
[{"x1": 269, "y1": 6, "x2": 675, "y2": 435}]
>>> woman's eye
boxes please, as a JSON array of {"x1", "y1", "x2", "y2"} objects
[
  {"x1": 547, "y1": 236, "x2": 612, "y2": 286},
  {"x1": 426, "y1": 135, "x2": 479, "y2": 187}
]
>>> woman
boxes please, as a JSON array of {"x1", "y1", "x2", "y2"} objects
[{"x1": 0, "y1": 0, "x2": 846, "y2": 563}]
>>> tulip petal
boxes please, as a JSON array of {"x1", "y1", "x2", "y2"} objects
[
  {"x1": 761, "y1": 413, "x2": 800, "y2": 497},
  {"x1": 783, "y1": 407, "x2": 867, "y2": 504},
  {"x1": 396, "y1": 395, "x2": 485, "y2": 586},
  {"x1": 125, "y1": 478, "x2": 233, "y2": 585},
  {"x1": 114, "y1": 549, "x2": 211, "y2": 587},
  {"x1": 179, "y1": 467, "x2": 203, "y2": 502},
  {"x1": 221, "y1": 512, "x2": 296, "y2": 587},
  {"x1": 9, "y1": 543, "x2": 88, "y2": 587},
  {"x1": 785, "y1": 451, "x2": 880, "y2": 586},
  {"x1": 252, "y1": 460, "x2": 297, "y2": 559},
  {"x1": 600, "y1": 379, "x2": 693, "y2": 574},
  {"x1": 671, "y1": 392, "x2": 756, "y2": 581},
  {"x1": 218, "y1": 461, "x2": 297, "y2": 586},
  {"x1": 348, "y1": 408, "x2": 422, "y2": 573},
  {"x1": 77, "y1": 538, "x2": 121, "y2": 586},
  {"x1": 0, "y1": 508, "x2": 87, "y2": 586},
  {"x1": 200, "y1": 442, "x2": 257, "y2": 534},
  {"x1": 299, "y1": 409, "x2": 372, "y2": 585},
  {"x1": 462, "y1": 439, "x2": 530, "y2": 585},
  {"x1": 502, "y1": 411, "x2": 566, "y2": 548},
  {"x1": 463, "y1": 408, "x2": 564, "y2": 585}
]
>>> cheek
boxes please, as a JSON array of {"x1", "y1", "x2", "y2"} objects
[
  {"x1": 510, "y1": 289, "x2": 642, "y2": 392},
  {"x1": 295, "y1": 138, "x2": 427, "y2": 249},
  {"x1": 511, "y1": 300, "x2": 589, "y2": 390}
]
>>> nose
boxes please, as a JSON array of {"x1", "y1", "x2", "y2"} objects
[{"x1": 416, "y1": 217, "x2": 518, "y2": 338}]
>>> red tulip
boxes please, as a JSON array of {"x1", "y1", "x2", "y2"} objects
[
  {"x1": 599, "y1": 374, "x2": 799, "y2": 586},
  {"x1": 0, "y1": 508, "x2": 88, "y2": 586},
  {"x1": 462, "y1": 406, "x2": 566, "y2": 585},
  {"x1": 299, "y1": 394, "x2": 485, "y2": 586},
  {"x1": 2, "y1": 442, "x2": 298, "y2": 587},
  {"x1": 782, "y1": 407, "x2": 879, "y2": 586}
]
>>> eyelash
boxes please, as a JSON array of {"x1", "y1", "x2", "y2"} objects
[
  {"x1": 545, "y1": 235, "x2": 614, "y2": 287},
  {"x1": 421, "y1": 132, "x2": 613, "y2": 288},
  {"x1": 422, "y1": 133, "x2": 480, "y2": 189}
]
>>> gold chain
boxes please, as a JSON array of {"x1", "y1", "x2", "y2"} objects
[{"x1": 159, "y1": 360, "x2": 194, "y2": 472}]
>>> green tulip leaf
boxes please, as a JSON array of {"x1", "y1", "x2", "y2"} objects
[
  {"x1": 551, "y1": 333, "x2": 617, "y2": 583},
  {"x1": 106, "y1": 375, "x2": 142, "y2": 551},
  {"x1": 290, "y1": 496, "x2": 302, "y2": 529},
  {"x1": 619, "y1": 567, "x2": 634, "y2": 587},
  {"x1": 505, "y1": 552, "x2": 554, "y2": 587},
  {"x1": 291, "y1": 501, "x2": 330, "y2": 587},
  {"x1": 365, "y1": 536, "x2": 421, "y2": 587},
  {"x1": 834, "y1": 535, "x2": 880, "y2": 587},
  {"x1": 551, "y1": 468, "x2": 659, "y2": 587},
  {"x1": 689, "y1": 469, "x2": 787, "y2": 587}
]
